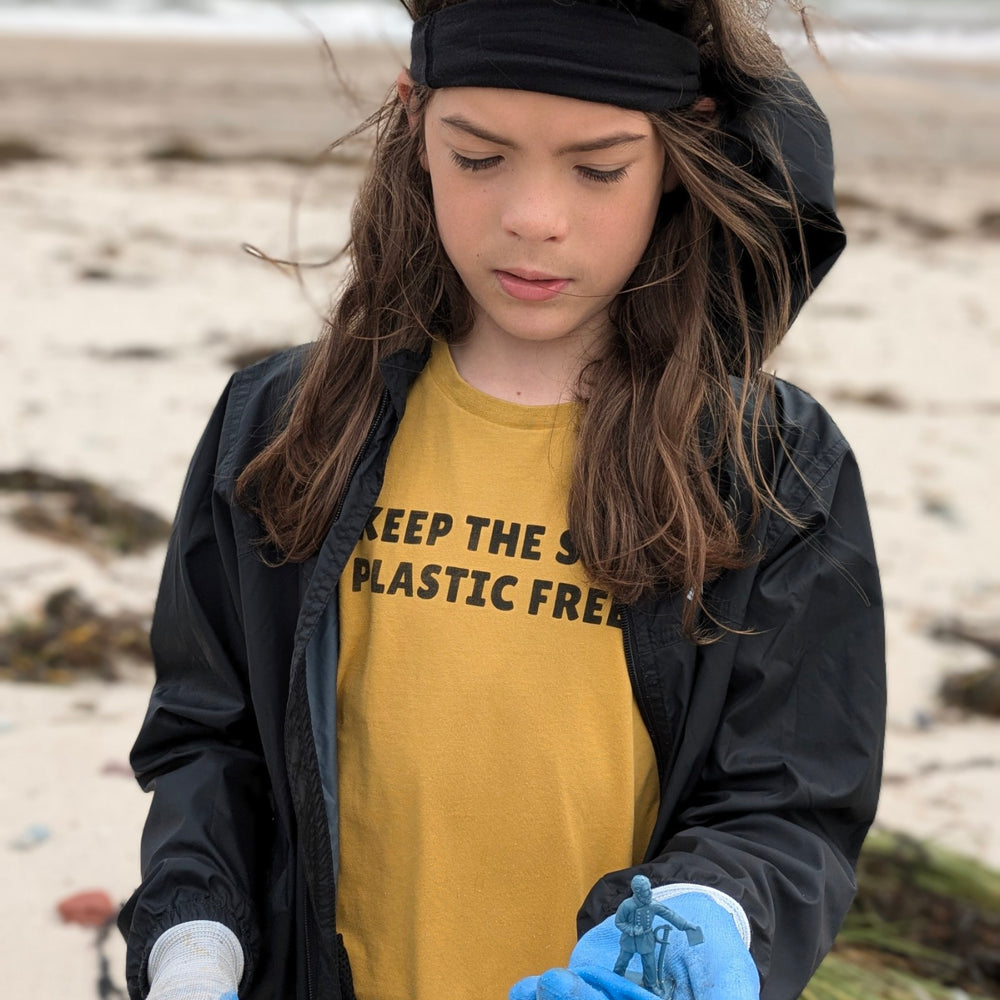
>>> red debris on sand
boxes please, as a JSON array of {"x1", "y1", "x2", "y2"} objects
[{"x1": 57, "y1": 889, "x2": 117, "y2": 927}]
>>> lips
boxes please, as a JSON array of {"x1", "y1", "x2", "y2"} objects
[{"x1": 495, "y1": 269, "x2": 571, "y2": 302}]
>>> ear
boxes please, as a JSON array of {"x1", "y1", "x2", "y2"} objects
[
  {"x1": 397, "y1": 69, "x2": 422, "y2": 132},
  {"x1": 396, "y1": 69, "x2": 415, "y2": 110},
  {"x1": 396, "y1": 69, "x2": 429, "y2": 170}
]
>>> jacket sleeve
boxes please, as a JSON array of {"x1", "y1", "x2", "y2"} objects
[
  {"x1": 118, "y1": 375, "x2": 269, "y2": 1000},
  {"x1": 582, "y1": 428, "x2": 886, "y2": 1000}
]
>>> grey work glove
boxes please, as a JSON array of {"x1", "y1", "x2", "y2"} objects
[{"x1": 146, "y1": 920, "x2": 244, "y2": 1000}]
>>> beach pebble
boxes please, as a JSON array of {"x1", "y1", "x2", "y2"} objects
[
  {"x1": 9, "y1": 823, "x2": 51, "y2": 850},
  {"x1": 56, "y1": 889, "x2": 117, "y2": 927},
  {"x1": 921, "y1": 494, "x2": 961, "y2": 526}
]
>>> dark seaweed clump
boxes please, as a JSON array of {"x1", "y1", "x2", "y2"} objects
[
  {"x1": 0, "y1": 468, "x2": 171, "y2": 556},
  {"x1": 932, "y1": 619, "x2": 1000, "y2": 719},
  {"x1": 0, "y1": 588, "x2": 151, "y2": 683},
  {"x1": 804, "y1": 831, "x2": 1000, "y2": 1000}
]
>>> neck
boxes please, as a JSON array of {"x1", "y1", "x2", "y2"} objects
[{"x1": 449, "y1": 324, "x2": 607, "y2": 406}]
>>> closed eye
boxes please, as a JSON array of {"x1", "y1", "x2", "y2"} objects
[
  {"x1": 450, "y1": 150, "x2": 629, "y2": 184},
  {"x1": 450, "y1": 151, "x2": 503, "y2": 173},
  {"x1": 577, "y1": 165, "x2": 629, "y2": 184}
]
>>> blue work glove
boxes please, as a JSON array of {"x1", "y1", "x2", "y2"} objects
[
  {"x1": 146, "y1": 920, "x2": 243, "y2": 1000},
  {"x1": 510, "y1": 887, "x2": 759, "y2": 1000}
]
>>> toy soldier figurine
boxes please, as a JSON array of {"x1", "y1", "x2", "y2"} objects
[{"x1": 613, "y1": 875, "x2": 705, "y2": 997}]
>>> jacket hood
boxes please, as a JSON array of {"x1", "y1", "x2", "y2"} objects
[{"x1": 711, "y1": 69, "x2": 846, "y2": 369}]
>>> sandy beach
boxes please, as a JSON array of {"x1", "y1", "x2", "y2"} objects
[{"x1": 1, "y1": 28, "x2": 998, "y2": 998}]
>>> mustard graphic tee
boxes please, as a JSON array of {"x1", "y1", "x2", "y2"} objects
[{"x1": 337, "y1": 341, "x2": 659, "y2": 999}]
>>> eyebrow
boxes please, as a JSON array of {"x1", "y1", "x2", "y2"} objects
[{"x1": 439, "y1": 115, "x2": 649, "y2": 155}]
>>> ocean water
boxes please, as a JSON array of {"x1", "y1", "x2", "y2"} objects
[
  {"x1": 773, "y1": 0, "x2": 1000, "y2": 63},
  {"x1": 0, "y1": 0, "x2": 415, "y2": 42},
  {"x1": 0, "y1": 0, "x2": 998, "y2": 62}
]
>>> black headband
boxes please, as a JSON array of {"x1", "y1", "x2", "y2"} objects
[{"x1": 410, "y1": 0, "x2": 701, "y2": 112}]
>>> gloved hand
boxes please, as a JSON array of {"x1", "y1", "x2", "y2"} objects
[
  {"x1": 510, "y1": 888, "x2": 759, "y2": 1000},
  {"x1": 146, "y1": 920, "x2": 244, "y2": 1000}
]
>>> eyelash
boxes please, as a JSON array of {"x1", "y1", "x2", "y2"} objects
[
  {"x1": 449, "y1": 151, "x2": 629, "y2": 184},
  {"x1": 578, "y1": 165, "x2": 629, "y2": 184},
  {"x1": 450, "y1": 151, "x2": 502, "y2": 173}
]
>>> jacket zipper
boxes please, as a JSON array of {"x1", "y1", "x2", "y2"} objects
[
  {"x1": 332, "y1": 387, "x2": 390, "y2": 524},
  {"x1": 307, "y1": 386, "x2": 388, "y2": 1000},
  {"x1": 304, "y1": 906, "x2": 316, "y2": 1000},
  {"x1": 620, "y1": 604, "x2": 668, "y2": 865},
  {"x1": 620, "y1": 605, "x2": 642, "y2": 716},
  {"x1": 621, "y1": 605, "x2": 662, "y2": 774}
]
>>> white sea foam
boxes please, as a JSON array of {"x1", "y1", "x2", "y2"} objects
[{"x1": 778, "y1": 26, "x2": 1000, "y2": 66}]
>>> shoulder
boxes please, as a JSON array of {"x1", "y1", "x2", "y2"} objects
[
  {"x1": 211, "y1": 343, "x2": 312, "y2": 492},
  {"x1": 768, "y1": 376, "x2": 852, "y2": 487},
  {"x1": 728, "y1": 375, "x2": 862, "y2": 549},
  {"x1": 765, "y1": 379, "x2": 873, "y2": 559},
  {"x1": 728, "y1": 372, "x2": 852, "y2": 474}
]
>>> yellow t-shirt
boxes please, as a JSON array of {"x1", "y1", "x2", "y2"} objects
[{"x1": 336, "y1": 342, "x2": 659, "y2": 999}]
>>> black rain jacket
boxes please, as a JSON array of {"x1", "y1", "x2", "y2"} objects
[{"x1": 119, "y1": 73, "x2": 885, "y2": 1000}]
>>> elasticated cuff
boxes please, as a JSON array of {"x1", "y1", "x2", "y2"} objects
[
  {"x1": 124, "y1": 893, "x2": 257, "y2": 1000},
  {"x1": 651, "y1": 882, "x2": 752, "y2": 948}
]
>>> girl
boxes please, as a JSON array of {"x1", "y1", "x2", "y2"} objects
[{"x1": 118, "y1": 2, "x2": 885, "y2": 999}]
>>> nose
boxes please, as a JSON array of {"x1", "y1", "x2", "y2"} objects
[{"x1": 500, "y1": 173, "x2": 570, "y2": 243}]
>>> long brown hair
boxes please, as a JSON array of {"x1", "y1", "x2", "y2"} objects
[{"x1": 238, "y1": 0, "x2": 820, "y2": 638}]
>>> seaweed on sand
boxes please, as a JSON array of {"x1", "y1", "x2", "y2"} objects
[
  {"x1": 0, "y1": 138, "x2": 54, "y2": 167},
  {"x1": 932, "y1": 619, "x2": 1000, "y2": 718},
  {"x1": 0, "y1": 468, "x2": 171, "y2": 556},
  {"x1": 803, "y1": 831, "x2": 1000, "y2": 999},
  {"x1": 0, "y1": 588, "x2": 151, "y2": 683}
]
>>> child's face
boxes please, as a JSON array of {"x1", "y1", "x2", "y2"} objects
[{"x1": 420, "y1": 85, "x2": 667, "y2": 358}]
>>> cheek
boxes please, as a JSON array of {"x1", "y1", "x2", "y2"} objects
[
  {"x1": 627, "y1": 177, "x2": 665, "y2": 251},
  {"x1": 431, "y1": 181, "x2": 494, "y2": 267},
  {"x1": 432, "y1": 194, "x2": 474, "y2": 266},
  {"x1": 426, "y1": 174, "x2": 460, "y2": 251},
  {"x1": 594, "y1": 193, "x2": 659, "y2": 270}
]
